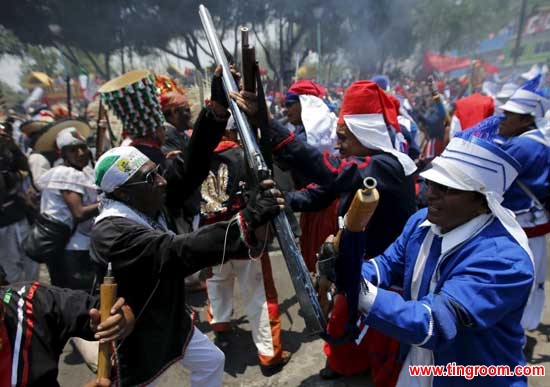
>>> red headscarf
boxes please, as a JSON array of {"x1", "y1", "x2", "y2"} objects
[
  {"x1": 159, "y1": 91, "x2": 189, "y2": 113},
  {"x1": 454, "y1": 93, "x2": 495, "y2": 131},
  {"x1": 337, "y1": 80, "x2": 399, "y2": 131},
  {"x1": 287, "y1": 80, "x2": 326, "y2": 98}
]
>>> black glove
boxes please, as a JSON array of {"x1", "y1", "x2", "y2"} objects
[
  {"x1": 210, "y1": 73, "x2": 229, "y2": 109},
  {"x1": 241, "y1": 181, "x2": 282, "y2": 230},
  {"x1": 316, "y1": 242, "x2": 337, "y2": 283}
]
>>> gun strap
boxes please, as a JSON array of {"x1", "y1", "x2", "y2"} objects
[{"x1": 255, "y1": 65, "x2": 273, "y2": 170}]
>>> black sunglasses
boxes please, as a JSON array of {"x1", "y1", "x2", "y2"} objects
[{"x1": 124, "y1": 165, "x2": 161, "y2": 187}]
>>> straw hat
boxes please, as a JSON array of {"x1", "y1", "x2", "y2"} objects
[
  {"x1": 33, "y1": 118, "x2": 92, "y2": 152},
  {"x1": 99, "y1": 70, "x2": 165, "y2": 137},
  {"x1": 19, "y1": 120, "x2": 52, "y2": 135}
]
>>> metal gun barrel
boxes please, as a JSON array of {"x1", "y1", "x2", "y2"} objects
[{"x1": 199, "y1": 4, "x2": 326, "y2": 333}]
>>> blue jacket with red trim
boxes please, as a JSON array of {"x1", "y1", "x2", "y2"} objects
[{"x1": 268, "y1": 119, "x2": 417, "y2": 258}]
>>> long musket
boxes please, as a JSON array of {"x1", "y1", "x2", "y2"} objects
[{"x1": 199, "y1": 4, "x2": 326, "y2": 334}]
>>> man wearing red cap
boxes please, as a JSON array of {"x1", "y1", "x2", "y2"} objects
[
  {"x1": 160, "y1": 90, "x2": 193, "y2": 155},
  {"x1": 283, "y1": 79, "x2": 339, "y2": 272},
  {"x1": 449, "y1": 93, "x2": 495, "y2": 138},
  {"x1": 233, "y1": 80, "x2": 417, "y2": 384}
]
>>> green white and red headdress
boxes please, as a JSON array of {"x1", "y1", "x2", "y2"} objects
[{"x1": 99, "y1": 70, "x2": 165, "y2": 137}]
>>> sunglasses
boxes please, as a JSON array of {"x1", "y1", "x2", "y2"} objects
[{"x1": 124, "y1": 165, "x2": 161, "y2": 187}]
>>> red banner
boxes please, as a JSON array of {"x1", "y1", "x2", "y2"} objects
[{"x1": 423, "y1": 52, "x2": 499, "y2": 74}]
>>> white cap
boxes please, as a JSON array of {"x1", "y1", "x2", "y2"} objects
[
  {"x1": 495, "y1": 83, "x2": 518, "y2": 100},
  {"x1": 420, "y1": 137, "x2": 532, "y2": 266},
  {"x1": 499, "y1": 89, "x2": 549, "y2": 118},
  {"x1": 420, "y1": 137, "x2": 519, "y2": 198},
  {"x1": 95, "y1": 146, "x2": 149, "y2": 193},
  {"x1": 521, "y1": 64, "x2": 541, "y2": 80}
]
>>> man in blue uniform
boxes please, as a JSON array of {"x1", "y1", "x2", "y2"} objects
[
  {"x1": 495, "y1": 85, "x2": 549, "y2": 331},
  {"x1": 356, "y1": 136, "x2": 534, "y2": 386}
]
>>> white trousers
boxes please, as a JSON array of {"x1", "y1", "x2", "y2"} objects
[
  {"x1": 147, "y1": 326, "x2": 225, "y2": 387},
  {"x1": 207, "y1": 259, "x2": 275, "y2": 357},
  {"x1": 0, "y1": 218, "x2": 39, "y2": 283},
  {"x1": 521, "y1": 236, "x2": 547, "y2": 331}
]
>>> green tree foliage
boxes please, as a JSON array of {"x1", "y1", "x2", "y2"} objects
[
  {"x1": 0, "y1": 80, "x2": 25, "y2": 107},
  {"x1": 0, "y1": 0, "x2": 535, "y2": 88},
  {"x1": 412, "y1": 0, "x2": 520, "y2": 52}
]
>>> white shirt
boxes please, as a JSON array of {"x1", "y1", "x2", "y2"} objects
[{"x1": 38, "y1": 165, "x2": 97, "y2": 251}]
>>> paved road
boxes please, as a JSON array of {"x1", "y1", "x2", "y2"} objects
[{"x1": 56, "y1": 237, "x2": 550, "y2": 386}]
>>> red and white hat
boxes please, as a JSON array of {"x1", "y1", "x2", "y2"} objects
[
  {"x1": 338, "y1": 81, "x2": 416, "y2": 175},
  {"x1": 287, "y1": 80, "x2": 326, "y2": 99},
  {"x1": 287, "y1": 79, "x2": 336, "y2": 154}
]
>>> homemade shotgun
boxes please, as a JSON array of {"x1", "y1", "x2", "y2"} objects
[{"x1": 199, "y1": 4, "x2": 326, "y2": 334}]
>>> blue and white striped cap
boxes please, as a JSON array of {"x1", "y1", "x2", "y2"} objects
[
  {"x1": 420, "y1": 136, "x2": 520, "y2": 199},
  {"x1": 499, "y1": 89, "x2": 549, "y2": 118}
]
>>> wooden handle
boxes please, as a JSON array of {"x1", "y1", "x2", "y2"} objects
[
  {"x1": 344, "y1": 177, "x2": 379, "y2": 232},
  {"x1": 97, "y1": 283, "x2": 117, "y2": 379},
  {"x1": 344, "y1": 188, "x2": 379, "y2": 232},
  {"x1": 334, "y1": 177, "x2": 379, "y2": 250}
]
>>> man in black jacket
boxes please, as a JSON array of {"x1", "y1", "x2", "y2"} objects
[
  {"x1": 91, "y1": 145, "x2": 284, "y2": 387},
  {"x1": 0, "y1": 280, "x2": 134, "y2": 387}
]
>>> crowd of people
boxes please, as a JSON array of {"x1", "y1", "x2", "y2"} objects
[{"x1": 0, "y1": 51, "x2": 549, "y2": 387}]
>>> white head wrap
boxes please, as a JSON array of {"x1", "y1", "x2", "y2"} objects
[
  {"x1": 344, "y1": 114, "x2": 417, "y2": 176},
  {"x1": 299, "y1": 94, "x2": 337, "y2": 154},
  {"x1": 95, "y1": 146, "x2": 149, "y2": 193},
  {"x1": 56, "y1": 127, "x2": 87, "y2": 149}
]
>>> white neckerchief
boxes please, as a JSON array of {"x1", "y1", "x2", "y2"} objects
[
  {"x1": 344, "y1": 114, "x2": 417, "y2": 176},
  {"x1": 397, "y1": 213, "x2": 493, "y2": 387},
  {"x1": 95, "y1": 197, "x2": 173, "y2": 234}
]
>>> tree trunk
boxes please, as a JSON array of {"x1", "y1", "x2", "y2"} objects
[
  {"x1": 83, "y1": 49, "x2": 107, "y2": 79},
  {"x1": 104, "y1": 51, "x2": 111, "y2": 79},
  {"x1": 120, "y1": 47, "x2": 125, "y2": 73},
  {"x1": 159, "y1": 46, "x2": 202, "y2": 73},
  {"x1": 252, "y1": 26, "x2": 280, "y2": 82},
  {"x1": 278, "y1": 17, "x2": 284, "y2": 91},
  {"x1": 129, "y1": 46, "x2": 134, "y2": 69}
]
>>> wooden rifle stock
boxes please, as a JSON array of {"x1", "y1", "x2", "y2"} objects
[
  {"x1": 317, "y1": 177, "x2": 379, "y2": 318},
  {"x1": 334, "y1": 177, "x2": 379, "y2": 251},
  {"x1": 97, "y1": 263, "x2": 117, "y2": 379},
  {"x1": 241, "y1": 27, "x2": 256, "y2": 94}
]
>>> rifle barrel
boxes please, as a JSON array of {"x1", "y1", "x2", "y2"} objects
[{"x1": 199, "y1": 4, "x2": 326, "y2": 334}]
